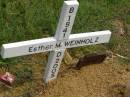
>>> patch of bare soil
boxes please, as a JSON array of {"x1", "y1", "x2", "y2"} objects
[
  {"x1": 42, "y1": 57, "x2": 130, "y2": 97},
  {"x1": 0, "y1": 55, "x2": 130, "y2": 97}
]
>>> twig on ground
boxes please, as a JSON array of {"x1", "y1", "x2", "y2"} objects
[{"x1": 114, "y1": 53, "x2": 130, "y2": 60}]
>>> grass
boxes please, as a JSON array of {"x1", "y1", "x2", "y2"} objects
[
  {"x1": 0, "y1": 0, "x2": 129, "y2": 47},
  {"x1": 0, "y1": 0, "x2": 130, "y2": 96}
]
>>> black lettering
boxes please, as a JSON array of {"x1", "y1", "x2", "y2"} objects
[
  {"x1": 38, "y1": 45, "x2": 44, "y2": 51},
  {"x1": 56, "y1": 58, "x2": 60, "y2": 64},
  {"x1": 69, "y1": 7, "x2": 74, "y2": 13},
  {"x1": 65, "y1": 22, "x2": 70, "y2": 27},
  {"x1": 90, "y1": 38, "x2": 94, "y2": 43},
  {"x1": 65, "y1": 41, "x2": 71, "y2": 46},
  {"x1": 70, "y1": 40, "x2": 74, "y2": 46},
  {"x1": 85, "y1": 39, "x2": 89, "y2": 43},
  {"x1": 63, "y1": 33, "x2": 66, "y2": 38},
  {"x1": 63, "y1": 28, "x2": 67, "y2": 38},
  {"x1": 53, "y1": 63, "x2": 58, "y2": 68},
  {"x1": 95, "y1": 37, "x2": 99, "y2": 42},
  {"x1": 75, "y1": 40, "x2": 81, "y2": 45},
  {"x1": 57, "y1": 52, "x2": 62, "y2": 57},
  {"x1": 63, "y1": 28, "x2": 67, "y2": 32},
  {"x1": 68, "y1": 16, "x2": 71, "y2": 21},
  {"x1": 56, "y1": 42, "x2": 62, "y2": 48},
  {"x1": 49, "y1": 45, "x2": 53, "y2": 49},
  {"x1": 51, "y1": 74, "x2": 55, "y2": 78},
  {"x1": 34, "y1": 47, "x2": 37, "y2": 52},
  {"x1": 52, "y1": 68, "x2": 56, "y2": 74},
  {"x1": 80, "y1": 40, "x2": 86, "y2": 44},
  {"x1": 45, "y1": 45, "x2": 50, "y2": 50},
  {"x1": 29, "y1": 46, "x2": 33, "y2": 52}
]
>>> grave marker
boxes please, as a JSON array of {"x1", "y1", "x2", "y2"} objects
[{"x1": 0, "y1": 0, "x2": 111, "y2": 83}]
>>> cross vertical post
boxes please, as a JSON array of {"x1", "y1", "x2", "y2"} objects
[
  {"x1": 44, "y1": 0, "x2": 79, "y2": 83},
  {"x1": 0, "y1": 0, "x2": 111, "y2": 84}
]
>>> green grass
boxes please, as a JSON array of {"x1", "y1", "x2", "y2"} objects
[
  {"x1": 0, "y1": 0, "x2": 130, "y2": 42},
  {"x1": 0, "y1": 0, "x2": 130, "y2": 73},
  {"x1": 0, "y1": 0, "x2": 130, "y2": 69},
  {"x1": 0, "y1": 0, "x2": 130, "y2": 96}
]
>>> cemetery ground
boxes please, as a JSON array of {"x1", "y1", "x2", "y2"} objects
[
  {"x1": 0, "y1": 53, "x2": 130, "y2": 97},
  {"x1": 0, "y1": 0, "x2": 130, "y2": 97}
]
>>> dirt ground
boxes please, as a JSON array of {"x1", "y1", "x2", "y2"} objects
[
  {"x1": 0, "y1": 56, "x2": 130, "y2": 97},
  {"x1": 42, "y1": 57, "x2": 130, "y2": 97}
]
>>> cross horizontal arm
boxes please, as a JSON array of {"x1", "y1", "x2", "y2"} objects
[
  {"x1": 1, "y1": 30, "x2": 111, "y2": 58},
  {"x1": 1, "y1": 37, "x2": 57, "y2": 58},
  {"x1": 65, "y1": 30, "x2": 111, "y2": 48}
]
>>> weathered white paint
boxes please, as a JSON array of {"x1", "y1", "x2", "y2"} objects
[
  {"x1": 55, "y1": 1, "x2": 79, "y2": 40},
  {"x1": 1, "y1": 30, "x2": 111, "y2": 58},
  {"x1": 65, "y1": 30, "x2": 111, "y2": 48},
  {"x1": 44, "y1": 49, "x2": 65, "y2": 83},
  {"x1": 44, "y1": 0, "x2": 79, "y2": 82},
  {"x1": 1, "y1": 37, "x2": 56, "y2": 58},
  {"x1": 44, "y1": 30, "x2": 111, "y2": 82},
  {"x1": 0, "y1": 0, "x2": 112, "y2": 83}
]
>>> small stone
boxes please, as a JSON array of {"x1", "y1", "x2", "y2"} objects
[
  {"x1": 117, "y1": 71, "x2": 123, "y2": 74},
  {"x1": 125, "y1": 68, "x2": 130, "y2": 72},
  {"x1": 39, "y1": 91, "x2": 43, "y2": 95}
]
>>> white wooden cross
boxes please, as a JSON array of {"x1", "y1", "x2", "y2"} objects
[{"x1": 0, "y1": 0, "x2": 111, "y2": 83}]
